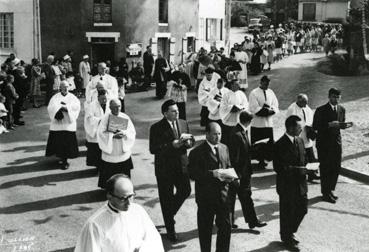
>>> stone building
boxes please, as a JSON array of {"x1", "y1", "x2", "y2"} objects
[{"x1": 298, "y1": 0, "x2": 349, "y2": 23}]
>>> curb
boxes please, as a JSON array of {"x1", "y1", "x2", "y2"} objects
[{"x1": 340, "y1": 167, "x2": 369, "y2": 184}]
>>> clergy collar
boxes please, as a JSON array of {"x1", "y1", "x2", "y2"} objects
[
  {"x1": 107, "y1": 202, "x2": 120, "y2": 213},
  {"x1": 285, "y1": 133, "x2": 295, "y2": 143}
]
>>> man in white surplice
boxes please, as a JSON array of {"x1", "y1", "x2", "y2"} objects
[
  {"x1": 79, "y1": 55, "x2": 91, "y2": 92},
  {"x1": 234, "y1": 45, "x2": 249, "y2": 90},
  {"x1": 45, "y1": 81, "x2": 80, "y2": 170},
  {"x1": 97, "y1": 99, "x2": 136, "y2": 188},
  {"x1": 248, "y1": 75, "x2": 279, "y2": 169},
  {"x1": 86, "y1": 62, "x2": 118, "y2": 104},
  {"x1": 219, "y1": 80, "x2": 249, "y2": 145},
  {"x1": 198, "y1": 67, "x2": 220, "y2": 127},
  {"x1": 84, "y1": 91, "x2": 110, "y2": 170},
  {"x1": 74, "y1": 174, "x2": 164, "y2": 252}
]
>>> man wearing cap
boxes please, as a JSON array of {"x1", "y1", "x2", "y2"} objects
[
  {"x1": 249, "y1": 75, "x2": 279, "y2": 169},
  {"x1": 313, "y1": 88, "x2": 351, "y2": 203},
  {"x1": 79, "y1": 55, "x2": 91, "y2": 96},
  {"x1": 86, "y1": 62, "x2": 118, "y2": 104},
  {"x1": 75, "y1": 174, "x2": 164, "y2": 252}
]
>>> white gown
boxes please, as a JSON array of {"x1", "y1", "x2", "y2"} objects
[{"x1": 219, "y1": 90, "x2": 249, "y2": 127}]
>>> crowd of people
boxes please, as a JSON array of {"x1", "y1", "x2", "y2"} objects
[{"x1": 1, "y1": 21, "x2": 351, "y2": 251}]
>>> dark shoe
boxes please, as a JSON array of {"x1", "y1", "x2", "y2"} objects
[
  {"x1": 232, "y1": 224, "x2": 238, "y2": 229},
  {"x1": 248, "y1": 220, "x2": 267, "y2": 229},
  {"x1": 257, "y1": 161, "x2": 267, "y2": 170},
  {"x1": 291, "y1": 234, "x2": 300, "y2": 244},
  {"x1": 330, "y1": 192, "x2": 338, "y2": 200},
  {"x1": 167, "y1": 232, "x2": 178, "y2": 242},
  {"x1": 283, "y1": 239, "x2": 300, "y2": 251},
  {"x1": 14, "y1": 121, "x2": 25, "y2": 126},
  {"x1": 8, "y1": 126, "x2": 16, "y2": 130},
  {"x1": 322, "y1": 194, "x2": 336, "y2": 204},
  {"x1": 62, "y1": 162, "x2": 70, "y2": 170}
]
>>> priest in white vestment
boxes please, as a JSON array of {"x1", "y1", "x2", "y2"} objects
[
  {"x1": 75, "y1": 174, "x2": 164, "y2": 252},
  {"x1": 79, "y1": 55, "x2": 91, "y2": 90},
  {"x1": 235, "y1": 45, "x2": 249, "y2": 90},
  {"x1": 86, "y1": 62, "x2": 118, "y2": 104},
  {"x1": 248, "y1": 75, "x2": 279, "y2": 169},
  {"x1": 198, "y1": 68, "x2": 220, "y2": 127},
  {"x1": 45, "y1": 81, "x2": 81, "y2": 170},
  {"x1": 286, "y1": 93, "x2": 320, "y2": 181},
  {"x1": 219, "y1": 80, "x2": 249, "y2": 145},
  {"x1": 84, "y1": 91, "x2": 110, "y2": 170},
  {"x1": 97, "y1": 99, "x2": 136, "y2": 188}
]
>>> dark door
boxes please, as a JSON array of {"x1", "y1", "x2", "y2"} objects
[
  {"x1": 157, "y1": 37, "x2": 170, "y2": 61},
  {"x1": 303, "y1": 3, "x2": 316, "y2": 21},
  {"x1": 91, "y1": 43, "x2": 115, "y2": 66}
]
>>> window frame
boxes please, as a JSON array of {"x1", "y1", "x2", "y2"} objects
[
  {"x1": 158, "y1": 0, "x2": 169, "y2": 24},
  {"x1": 93, "y1": 0, "x2": 112, "y2": 25},
  {"x1": 0, "y1": 13, "x2": 14, "y2": 49}
]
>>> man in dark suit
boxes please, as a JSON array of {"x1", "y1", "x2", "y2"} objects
[
  {"x1": 188, "y1": 122, "x2": 235, "y2": 252},
  {"x1": 143, "y1": 46, "x2": 154, "y2": 90},
  {"x1": 313, "y1": 88, "x2": 351, "y2": 203},
  {"x1": 228, "y1": 111, "x2": 267, "y2": 229},
  {"x1": 274, "y1": 115, "x2": 308, "y2": 250},
  {"x1": 149, "y1": 99, "x2": 193, "y2": 242}
]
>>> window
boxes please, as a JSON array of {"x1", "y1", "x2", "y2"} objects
[
  {"x1": 159, "y1": 0, "x2": 168, "y2": 23},
  {"x1": 302, "y1": 3, "x2": 316, "y2": 21},
  {"x1": 206, "y1": 18, "x2": 222, "y2": 42},
  {"x1": 0, "y1": 13, "x2": 14, "y2": 49},
  {"x1": 93, "y1": 0, "x2": 112, "y2": 23}
]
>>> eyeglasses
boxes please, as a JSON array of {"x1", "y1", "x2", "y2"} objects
[{"x1": 110, "y1": 192, "x2": 135, "y2": 201}]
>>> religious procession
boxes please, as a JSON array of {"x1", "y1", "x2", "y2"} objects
[{"x1": 1, "y1": 0, "x2": 369, "y2": 252}]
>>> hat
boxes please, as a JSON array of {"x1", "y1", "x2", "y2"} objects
[
  {"x1": 261, "y1": 75, "x2": 270, "y2": 83},
  {"x1": 83, "y1": 55, "x2": 89, "y2": 60},
  {"x1": 63, "y1": 55, "x2": 70, "y2": 61},
  {"x1": 270, "y1": 25, "x2": 274, "y2": 29},
  {"x1": 279, "y1": 23, "x2": 283, "y2": 27}
]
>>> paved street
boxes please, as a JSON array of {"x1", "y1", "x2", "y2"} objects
[{"x1": 1, "y1": 52, "x2": 369, "y2": 252}]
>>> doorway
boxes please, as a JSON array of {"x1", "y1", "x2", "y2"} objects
[
  {"x1": 157, "y1": 37, "x2": 170, "y2": 61},
  {"x1": 91, "y1": 41, "x2": 115, "y2": 66}
]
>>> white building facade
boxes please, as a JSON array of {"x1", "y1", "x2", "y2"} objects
[
  {"x1": 0, "y1": 0, "x2": 41, "y2": 63},
  {"x1": 298, "y1": 0, "x2": 349, "y2": 22},
  {"x1": 198, "y1": 0, "x2": 226, "y2": 51}
]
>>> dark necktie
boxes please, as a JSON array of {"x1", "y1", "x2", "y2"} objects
[
  {"x1": 219, "y1": 89, "x2": 222, "y2": 96},
  {"x1": 172, "y1": 121, "x2": 179, "y2": 139},
  {"x1": 333, "y1": 106, "x2": 338, "y2": 120},
  {"x1": 101, "y1": 104, "x2": 106, "y2": 113},
  {"x1": 302, "y1": 108, "x2": 306, "y2": 122},
  {"x1": 214, "y1": 146, "x2": 220, "y2": 168},
  {"x1": 263, "y1": 89, "x2": 267, "y2": 102},
  {"x1": 294, "y1": 137, "x2": 300, "y2": 160}
]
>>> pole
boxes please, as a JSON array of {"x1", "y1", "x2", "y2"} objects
[
  {"x1": 225, "y1": 0, "x2": 232, "y2": 55},
  {"x1": 362, "y1": 0, "x2": 368, "y2": 56}
]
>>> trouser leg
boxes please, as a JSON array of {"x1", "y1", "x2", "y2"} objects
[
  {"x1": 171, "y1": 172, "x2": 191, "y2": 216},
  {"x1": 198, "y1": 203, "x2": 215, "y2": 252},
  {"x1": 156, "y1": 176, "x2": 175, "y2": 233},
  {"x1": 215, "y1": 202, "x2": 231, "y2": 252}
]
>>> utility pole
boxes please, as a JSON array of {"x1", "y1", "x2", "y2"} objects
[
  {"x1": 362, "y1": 0, "x2": 368, "y2": 57},
  {"x1": 225, "y1": 0, "x2": 232, "y2": 55}
]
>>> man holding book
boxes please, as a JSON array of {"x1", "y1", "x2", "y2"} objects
[{"x1": 97, "y1": 99, "x2": 136, "y2": 188}]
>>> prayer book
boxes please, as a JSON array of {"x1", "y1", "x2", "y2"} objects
[
  {"x1": 107, "y1": 114, "x2": 128, "y2": 133},
  {"x1": 254, "y1": 138, "x2": 270, "y2": 145},
  {"x1": 218, "y1": 168, "x2": 239, "y2": 180},
  {"x1": 306, "y1": 162, "x2": 320, "y2": 171},
  {"x1": 180, "y1": 133, "x2": 193, "y2": 140}
]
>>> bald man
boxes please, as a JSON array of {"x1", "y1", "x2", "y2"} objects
[
  {"x1": 46, "y1": 81, "x2": 81, "y2": 169},
  {"x1": 286, "y1": 94, "x2": 320, "y2": 182},
  {"x1": 189, "y1": 122, "x2": 234, "y2": 252},
  {"x1": 75, "y1": 174, "x2": 164, "y2": 252},
  {"x1": 86, "y1": 62, "x2": 119, "y2": 104},
  {"x1": 97, "y1": 99, "x2": 136, "y2": 188}
]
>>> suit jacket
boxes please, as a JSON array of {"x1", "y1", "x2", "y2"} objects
[
  {"x1": 313, "y1": 102, "x2": 345, "y2": 153},
  {"x1": 228, "y1": 124, "x2": 252, "y2": 179},
  {"x1": 188, "y1": 142, "x2": 231, "y2": 205},
  {"x1": 273, "y1": 135, "x2": 307, "y2": 196},
  {"x1": 150, "y1": 118, "x2": 191, "y2": 177}
]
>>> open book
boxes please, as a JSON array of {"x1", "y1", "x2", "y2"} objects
[
  {"x1": 107, "y1": 114, "x2": 128, "y2": 133},
  {"x1": 254, "y1": 138, "x2": 270, "y2": 145}
]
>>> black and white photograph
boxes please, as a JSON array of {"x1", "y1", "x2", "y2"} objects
[{"x1": 0, "y1": 0, "x2": 369, "y2": 251}]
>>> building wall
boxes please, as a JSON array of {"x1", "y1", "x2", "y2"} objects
[
  {"x1": 40, "y1": 0, "x2": 199, "y2": 67},
  {"x1": 298, "y1": 0, "x2": 348, "y2": 22},
  {"x1": 0, "y1": 0, "x2": 36, "y2": 63},
  {"x1": 198, "y1": 0, "x2": 225, "y2": 50}
]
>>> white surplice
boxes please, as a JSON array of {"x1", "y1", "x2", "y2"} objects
[
  {"x1": 286, "y1": 102, "x2": 314, "y2": 148},
  {"x1": 84, "y1": 100, "x2": 110, "y2": 143},
  {"x1": 86, "y1": 74, "x2": 119, "y2": 104},
  {"x1": 79, "y1": 61, "x2": 91, "y2": 89},
  {"x1": 219, "y1": 90, "x2": 249, "y2": 127},
  {"x1": 97, "y1": 112, "x2": 136, "y2": 163},
  {"x1": 198, "y1": 72, "x2": 221, "y2": 107},
  {"x1": 249, "y1": 87, "x2": 279, "y2": 128},
  {"x1": 207, "y1": 87, "x2": 230, "y2": 121},
  {"x1": 47, "y1": 92, "x2": 81, "y2": 132},
  {"x1": 74, "y1": 203, "x2": 164, "y2": 252}
]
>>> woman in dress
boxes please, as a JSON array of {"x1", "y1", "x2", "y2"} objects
[
  {"x1": 30, "y1": 58, "x2": 44, "y2": 108},
  {"x1": 265, "y1": 36, "x2": 275, "y2": 71}
]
